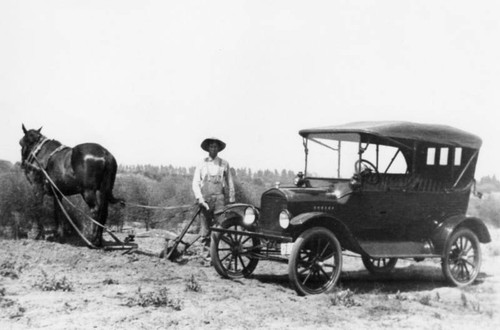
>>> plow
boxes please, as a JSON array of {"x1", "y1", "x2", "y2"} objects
[{"x1": 31, "y1": 153, "x2": 207, "y2": 258}]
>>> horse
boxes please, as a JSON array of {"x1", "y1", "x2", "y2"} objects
[{"x1": 19, "y1": 124, "x2": 124, "y2": 247}]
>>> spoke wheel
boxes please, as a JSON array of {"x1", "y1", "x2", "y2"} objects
[
  {"x1": 442, "y1": 228, "x2": 481, "y2": 286},
  {"x1": 211, "y1": 218, "x2": 260, "y2": 279},
  {"x1": 288, "y1": 227, "x2": 342, "y2": 296},
  {"x1": 362, "y1": 256, "x2": 398, "y2": 274}
]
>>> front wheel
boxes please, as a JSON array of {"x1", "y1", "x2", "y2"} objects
[
  {"x1": 362, "y1": 256, "x2": 398, "y2": 274},
  {"x1": 211, "y1": 218, "x2": 260, "y2": 279},
  {"x1": 441, "y1": 228, "x2": 482, "y2": 286},
  {"x1": 288, "y1": 227, "x2": 342, "y2": 296}
]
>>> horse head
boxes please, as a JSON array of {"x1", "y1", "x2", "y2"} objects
[{"x1": 20, "y1": 124, "x2": 44, "y2": 166}]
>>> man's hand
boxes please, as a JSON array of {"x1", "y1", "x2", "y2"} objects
[{"x1": 200, "y1": 201, "x2": 209, "y2": 210}]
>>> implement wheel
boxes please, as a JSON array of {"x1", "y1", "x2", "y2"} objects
[
  {"x1": 288, "y1": 227, "x2": 342, "y2": 295},
  {"x1": 211, "y1": 218, "x2": 260, "y2": 279}
]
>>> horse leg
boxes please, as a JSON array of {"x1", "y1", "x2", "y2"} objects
[
  {"x1": 33, "y1": 189, "x2": 45, "y2": 240},
  {"x1": 95, "y1": 191, "x2": 109, "y2": 247},
  {"x1": 53, "y1": 193, "x2": 65, "y2": 243},
  {"x1": 82, "y1": 190, "x2": 101, "y2": 246}
]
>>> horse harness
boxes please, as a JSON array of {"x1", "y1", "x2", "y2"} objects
[{"x1": 22, "y1": 137, "x2": 70, "y2": 182}]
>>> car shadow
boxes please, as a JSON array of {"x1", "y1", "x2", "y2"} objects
[{"x1": 252, "y1": 264, "x2": 489, "y2": 294}]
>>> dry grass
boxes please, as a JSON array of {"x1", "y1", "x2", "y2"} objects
[{"x1": 0, "y1": 231, "x2": 499, "y2": 329}]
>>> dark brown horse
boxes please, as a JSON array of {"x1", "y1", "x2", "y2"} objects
[{"x1": 19, "y1": 124, "x2": 123, "y2": 247}]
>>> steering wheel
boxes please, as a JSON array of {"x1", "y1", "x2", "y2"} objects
[{"x1": 354, "y1": 159, "x2": 380, "y2": 184}]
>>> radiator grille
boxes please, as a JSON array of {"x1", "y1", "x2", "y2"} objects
[{"x1": 259, "y1": 192, "x2": 287, "y2": 233}]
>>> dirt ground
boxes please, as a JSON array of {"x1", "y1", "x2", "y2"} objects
[{"x1": 1, "y1": 228, "x2": 499, "y2": 330}]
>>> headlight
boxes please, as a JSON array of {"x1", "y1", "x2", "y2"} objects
[
  {"x1": 243, "y1": 207, "x2": 256, "y2": 225},
  {"x1": 279, "y1": 210, "x2": 291, "y2": 229}
]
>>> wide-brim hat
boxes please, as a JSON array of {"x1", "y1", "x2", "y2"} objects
[{"x1": 201, "y1": 137, "x2": 226, "y2": 151}]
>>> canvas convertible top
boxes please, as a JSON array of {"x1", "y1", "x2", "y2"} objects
[{"x1": 299, "y1": 121, "x2": 482, "y2": 149}]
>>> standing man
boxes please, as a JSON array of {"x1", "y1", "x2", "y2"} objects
[{"x1": 192, "y1": 137, "x2": 235, "y2": 245}]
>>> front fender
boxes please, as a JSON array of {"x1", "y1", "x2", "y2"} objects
[
  {"x1": 290, "y1": 212, "x2": 363, "y2": 254},
  {"x1": 290, "y1": 212, "x2": 325, "y2": 226},
  {"x1": 431, "y1": 215, "x2": 491, "y2": 255},
  {"x1": 217, "y1": 203, "x2": 257, "y2": 219},
  {"x1": 216, "y1": 203, "x2": 259, "y2": 229}
]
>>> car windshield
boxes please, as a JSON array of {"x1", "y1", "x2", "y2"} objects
[{"x1": 305, "y1": 133, "x2": 408, "y2": 179}]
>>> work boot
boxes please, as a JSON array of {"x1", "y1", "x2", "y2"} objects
[{"x1": 201, "y1": 235, "x2": 210, "y2": 246}]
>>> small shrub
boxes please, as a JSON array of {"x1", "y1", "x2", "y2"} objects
[
  {"x1": 185, "y1": 274, "x2": 202, "y2": 292},
  {"x1": 0, "y1": 296, "x2": 15, "y2": 308},
  {"x1": 126, "y1": 287, "x2": 183, "y2": 310},
  {"x1": 0, "y1": 294, "x2": 25, "y2": 319},
  {"x1": 371, "y1": 283, "x2": 386, "y2": 295},
  {"x1": 329, "y1": 289, "x2": 360, "y2": 307},
  {"x1": 419, "y1": 294, "x2": 432, "y2": 306},
  {"x1": 103, "y1": 278, "x2": 118, "y2": 285},
  {"x1": 33, "y1": 270, "x2": 73, "y2": 292},
  {"x1": 460, "y1": 292, "x2": 482, "y2": 312},
  {"x1": 394, "y1": 290, "x2": 407, "y2": 301},
  {"x1": 460, "y1": 292, "x2": 468, "y2": 308},
  {"x1": 0, "y1": 260, "x2": 19, "y2": 279}
]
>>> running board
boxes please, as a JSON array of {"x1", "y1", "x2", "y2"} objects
[{"x1": 358, "y1": 240, "x2": 440, "y2": 258}]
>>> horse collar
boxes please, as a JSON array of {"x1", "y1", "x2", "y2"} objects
[{"x1": 25, "y1": 137, "x2": 50, "y2": 167}]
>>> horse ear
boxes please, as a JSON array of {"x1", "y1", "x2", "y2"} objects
[
  {"x1": 22, "y1": 124, "x2": 27, "y2": 134},
  {"x1": 37, "y1": 126, "x2": 42, "y2": 133}
]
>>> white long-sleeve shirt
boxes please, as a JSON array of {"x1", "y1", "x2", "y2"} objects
[{"x1": 192, "y1": 156, "x2": 235, "y2": 203}]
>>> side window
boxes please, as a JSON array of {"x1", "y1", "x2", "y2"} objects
[
  {"x1": 454, "y1": 148, "x2": 462, "y2": 166},
  {"x1": 363, "y1": 145, "x2": 407, "y2": 174},
  {"x1": 426, "y1": 148, "x2": 436, "y2": 165},
  {"x1": 439, "y1": 148, "x2": 449, "y2": 166}
]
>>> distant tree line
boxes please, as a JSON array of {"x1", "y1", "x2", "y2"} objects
[
  {"x1": 0, "y1": 160, "x2": 297, "y2": 238},
  {"x1": 1, "y1": 159, "x2": 499, "y2": 240},
  {"x1": 477, "y1": 175, "x2": 500, "y2": 193}
]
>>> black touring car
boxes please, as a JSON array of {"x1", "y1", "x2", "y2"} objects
[{"x1": 210, "y1": 121, "x2": 491, "y2": 295}]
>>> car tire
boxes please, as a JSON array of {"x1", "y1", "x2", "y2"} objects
[
  {"x1": 288, "y1": 227, "x2": 342, "y2": 296},
  {"x1": 441, "y1": 227, "x2": 482, "y2": 286}
]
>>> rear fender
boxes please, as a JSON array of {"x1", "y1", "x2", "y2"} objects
[
  {"x1": 290, "y1": 212, "x2": 363, "y2": 254},
  {"x1": 431, "y1": 215, "x2": 491, "y2": 255}
]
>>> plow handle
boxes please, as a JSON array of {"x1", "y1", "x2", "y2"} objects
[{"x1": 166, "y1": 206, "x2": 202, "y2": 260}]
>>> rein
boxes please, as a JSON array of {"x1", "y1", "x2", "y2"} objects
[
  {"x1": 29, "y1": 153, "x2": 192, "y2": 249},
  {"x1": 31, "y1": 154, "x2": 129, "y2": 249},
  {"x1": 24, "y1": 137, "x2": 50, "y2": 170},
  {"x1": 124, "y1": 203, "x2": 193, "y2": 210}
]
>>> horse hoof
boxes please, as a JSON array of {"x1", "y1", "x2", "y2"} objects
[{"x1": 90, "y1": 239, "x2": 103, "y2": 248}]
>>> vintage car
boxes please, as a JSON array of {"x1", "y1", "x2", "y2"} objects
[{"x1": 210, "y1": 121, "x2": 491, "y2": 295}]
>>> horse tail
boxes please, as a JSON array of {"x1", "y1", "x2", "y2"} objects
[{"x1": 102, "y1": 155, "x2": 125, "y2": 205}]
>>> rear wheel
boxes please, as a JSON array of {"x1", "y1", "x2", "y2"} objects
[
  {"x1": 288, "y1": 227, "x2": 342, "y2": 295},
  {"x1": 211, "y1": 218, "x2": 260, "y2": 279},
  {"x1": 362, "y1": 256, "x2": 398, "y2": 274},
  {"x1": 441, "y1": 228, "x2": 481, "y2": 286}
]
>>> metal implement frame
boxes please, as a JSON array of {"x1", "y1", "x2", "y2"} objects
[{"x1": 165, "y1": 206, "x2": 203, "y2": 261}]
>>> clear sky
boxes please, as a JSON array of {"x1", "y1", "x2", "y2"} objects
[{"x1": 1, "y1": 1, "x2": 499, "y2": 178}]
